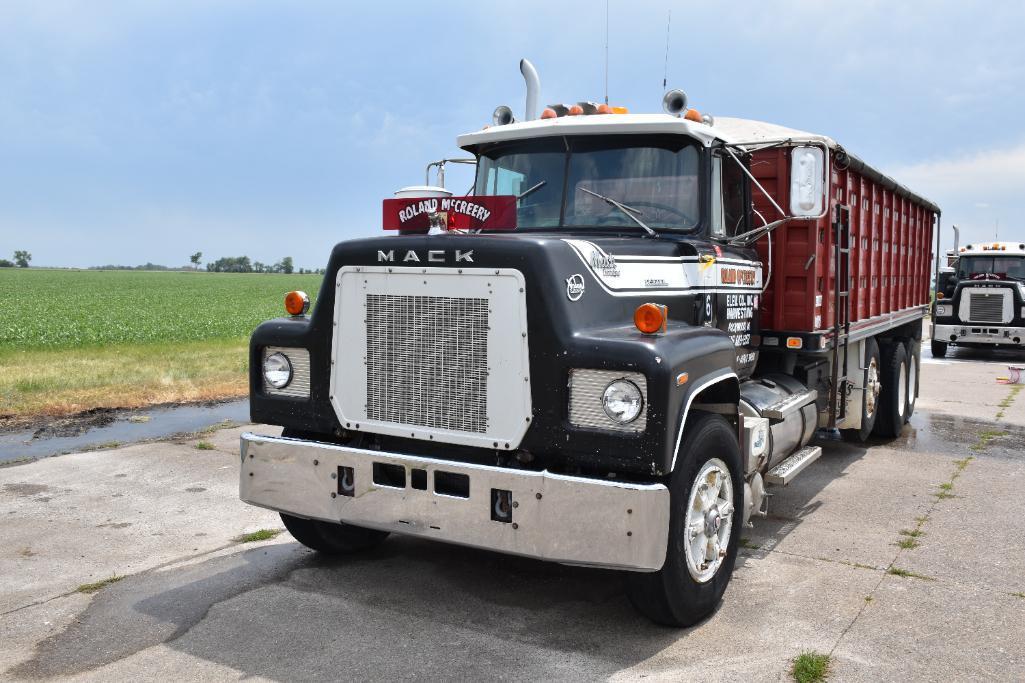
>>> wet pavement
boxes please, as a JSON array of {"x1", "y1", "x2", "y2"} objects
[
  {"x1": 1, "y1": 344, "x2": 1023, "y2": 681},
  {"x1": 0, "y1": 400, "x2": 249, "y2": 464}
]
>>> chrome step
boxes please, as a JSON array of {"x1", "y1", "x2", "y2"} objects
[
  {"x1": 760, "y1": 389, "x2": 817, "y2": 421},
  {"x1": 765, "y1": 445, "x2": 823, "y2": 486}
]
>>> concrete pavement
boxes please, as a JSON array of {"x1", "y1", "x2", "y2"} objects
[{"x1": 2, "y1": 342, "x2": 1024, "y2": 681}]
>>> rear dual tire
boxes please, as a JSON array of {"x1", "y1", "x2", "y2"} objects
[{"x1": 931, "y1": 339, "x2": 948, "y2": 358}]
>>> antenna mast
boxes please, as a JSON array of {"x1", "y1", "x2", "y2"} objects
[
  {"x1": 604, "y1": 0, "x2": 609, "y2": 104},
  {"x1": 662, "y1": 9, "x2": 671, "y2": 90}
]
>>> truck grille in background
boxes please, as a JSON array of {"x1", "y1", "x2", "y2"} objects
[
  {"x1": 365, "y1": 294, "x2": 489, "y2": 433},
  {"x1": 968, "y1": 291, "x2": 1006, "y2": 323}
]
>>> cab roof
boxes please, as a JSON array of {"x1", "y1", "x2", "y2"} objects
[{"x1": 955, "y1": 241, "x2": 1025, "y2": 257}]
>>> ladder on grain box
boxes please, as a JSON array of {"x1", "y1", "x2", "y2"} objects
[{"x1": 828, "y1": 205, "x2": 852, "y2": 428}]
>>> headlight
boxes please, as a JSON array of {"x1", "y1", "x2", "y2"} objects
[
  {"x1": 602, "y1": 379, "x2": 643, "y2": 423},
  {"x1": 936, "y1": 304, "x2": 952, "y2": 317},
  {"x1": 263, "y1": 352, "x2": 293, "y2": 389}
]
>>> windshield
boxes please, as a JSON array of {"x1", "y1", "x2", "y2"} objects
[
  {"x1": 474, "y1": 135, "x2": 701, "y2": 231},
  {"x1": 956, "y1": 255, "x2": 1025, "y2": 281}
]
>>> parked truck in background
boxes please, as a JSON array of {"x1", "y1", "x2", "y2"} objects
[
  {"x1": 932, "y1": 240, "x2": 1025, "y2": 357},
  {"x1": 239, "y1": 61, "x2": 939, "y2": 626}
]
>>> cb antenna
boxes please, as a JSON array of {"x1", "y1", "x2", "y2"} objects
[
  {"x1": 604, "y1": 0, "x2": 609, "y2": 104},
  {"x1": 662, "y1": 9, "x2": 671, "y2": 90}
]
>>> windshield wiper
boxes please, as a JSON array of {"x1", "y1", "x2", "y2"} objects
[
  {"x1": 517, "y1": 181, "x2": 546, "y2": 200},
  {"x1": 578, "y1": 187, "x2": 658, "y2": 237}
]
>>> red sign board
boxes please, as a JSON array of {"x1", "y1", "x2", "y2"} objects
[{"x1": 382, "y1": 195, "x2": 517, "y2": 232}]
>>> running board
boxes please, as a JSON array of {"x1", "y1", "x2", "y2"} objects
[
  {"x1": 760, "y1": 389, "x2": 817, "y2": 421},
  {"x1": 765, "y1": 446, "x2": 823, "y2": 486}
]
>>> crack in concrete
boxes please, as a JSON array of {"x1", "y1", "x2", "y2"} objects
[{"x1": 826, "y1": 454, "x2": 973, "y2": 659}]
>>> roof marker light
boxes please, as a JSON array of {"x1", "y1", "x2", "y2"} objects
[
  {"x1": 540, "y1": 107, "x2": 557, "y2": 119},
  {"x1": 567, "y1": 104, "x2": 584, "y2": 116},
  {"x1": 684, "y1": 108, "x2": 702, "y2": 122}
]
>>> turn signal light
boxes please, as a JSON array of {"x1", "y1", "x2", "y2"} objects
[
  {"x1": 634, "y1": 303, "x2": 667, "y2": 335},
  {"x1": 285, "y1": 290, "x2": 310, "y2": 316}
]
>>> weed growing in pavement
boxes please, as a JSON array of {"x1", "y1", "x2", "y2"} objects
[
  {"x1": 1011, "y1": 592, "x2": 1025, "y2": 599},
  {"x1": 739, "y1": 538, "x2": 761, "y2": 550},
  {"x1": 792, "y1": 651, "x2": 830, "y2": 683},
  {"x1": 235, "y1": 529, "x2": 282, "y2": 543},
  {"x1": 996, "y1": 385, "x2": 1022, "y2": 420},
  {"x1": 887, "y1": 566, "x2": 934, "y2": 581},
  {"x1": 864, "y1": 595, "x2": 873, "y2": 604},
  {"x1": 899, "y1": 528, "x2": 924, "y2": 538},
  {"x1": 971, "y1": 429, "x2": 1007, "y2": 452},
  {"x1": 896, "y1": 538, "x2": 919, "y2": 550},
  {"x1": 195, "y1": 441, "x2": 215, "y2": 451},
  {"x1": 76, "y1": 575, "x2": 123, "y2": 594}
]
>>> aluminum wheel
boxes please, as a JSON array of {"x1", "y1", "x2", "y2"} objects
[
  {"x1": 897, "y1": 359, "x2": 908, "y2": 419},
  {"x1": 865, "y1": 356, "x2": 881, "y2": 418},
  {"x1": 684, "y1": 458, "x2": 734, "y2": 583}
]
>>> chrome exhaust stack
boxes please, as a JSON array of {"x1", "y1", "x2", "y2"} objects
[{"x1": 520, "y1": 59, "x2": 540, "y2": 121}]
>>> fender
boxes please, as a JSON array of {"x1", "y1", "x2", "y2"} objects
[{"x1": 669, "y1": 369, "x2": 740, "y2": 472}]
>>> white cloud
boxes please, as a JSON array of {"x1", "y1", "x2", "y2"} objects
[{"x1": 889, "y1": 143, "x2": 1025, "y2": 198}]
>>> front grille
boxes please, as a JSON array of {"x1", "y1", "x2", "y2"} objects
[
  {"x1": 365, "y1": 294, "x2": 489, "y2": 433},
  {"x1": 968, "y1": 291, "x2": 1006, "y2": 323}
]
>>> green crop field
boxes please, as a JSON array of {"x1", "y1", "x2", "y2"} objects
[
  {"x1": 0, "y1": 269, "x2": 322, "y2": 349},
  {"x1": 0, "y1": 269, "x2": 323, "y2": 424}
]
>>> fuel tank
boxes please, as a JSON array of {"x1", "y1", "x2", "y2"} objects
[{"x1": 739, "y1": 374, "x2": 817, "y2": 471}]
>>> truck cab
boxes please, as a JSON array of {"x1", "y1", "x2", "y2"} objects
[
  {"x1": 932, "y1": 242, "x2": 1025, "y2": 356},
  {"x1": 239, "y1": 61, "x2": 937, "y2": 627}
]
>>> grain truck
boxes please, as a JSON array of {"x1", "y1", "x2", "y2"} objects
[{"x1": 239, "y1": 61, "x2": 939, "y2": 626}]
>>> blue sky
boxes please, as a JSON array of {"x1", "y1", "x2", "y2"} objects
[{"x1": 1, "y1": 1, "x2": 1023, "y2": 268}]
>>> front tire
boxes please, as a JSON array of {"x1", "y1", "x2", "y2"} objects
[
  {"x1": 931, "y1": 339, "x2": 948, "y2": 358},
  {"x1": 626, "y1": 413, "x2": 742, "y2": 627},
  {"x1": 280, "y1": 513, "x2": 389, "y2": 555}
]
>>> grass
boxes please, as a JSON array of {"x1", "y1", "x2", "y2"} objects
[
  {"x1": 996, "y1": 385, "x2": 1022, "y2": 420},
  {"x1": 195, "y1": 441, "x2": 215, "y2": 451},
  {"x1": 0, "y1": 269, "x2": 320, "y2": 424},
  {"x1": 235, "y1": 528, "x2": 282, "y2": 543},
  {"x1": 971, "y1": 429, "x2": 1007, "y2": 452},
  {"x1": 1011, "y1": 592, "x2": 1025, "y2": 599},
  {"x1": 899, "y1": 528, "x2": 924, "y2": 538},
  {"x1": 792, "y1": 651, "x2": 830, "y2": 683},
  {"x1": 887, "y1": 566, "x2": 934, "y2": 581},
  {"x1": 76, "y1": 574, "x2": 123, "y2": 593}
]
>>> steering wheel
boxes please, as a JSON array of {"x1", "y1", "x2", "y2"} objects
[{"x1": 623, "y1": 200, "x2": 696, "y2": 227}]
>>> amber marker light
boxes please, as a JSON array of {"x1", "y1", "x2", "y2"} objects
[
  {"x1": 540, "y1": 107, "x2": 557, "y2": 119},
  {"x1": 634, "y1": 303, "x2": 667, "y2": 335},
  {"x1": 786, "y1": 337, "x2": 803, "y2": 349},
  {"x1": 597, "y1": 103, "x2": 613, "y2": 114},
  {"x1": 285, "y1": 290, "x2": 310, "y2": 316},
  {"x1": 684, "y1": 108, "x2": 703, "y2": 122},
  {"x1": 567, "y1": 104, "x2": 584, "y2": 116}
]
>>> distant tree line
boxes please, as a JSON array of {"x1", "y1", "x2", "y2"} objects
[
  {"x1": 89, "y1": 262, "x2": 173, "y2": 271},
  {"x1": 205, "y1": 255, "x2": 317, "y2": 274},
  {"x1": 1, "y1": 251, "x2": 31, "y2": 267}
]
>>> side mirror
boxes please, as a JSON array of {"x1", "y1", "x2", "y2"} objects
[
  {"x1": 937, "y1": 268, "x2": 957, "y2": 298},
  {"x1": 789, "y1": 146, "x2": 826, "y2": 217}
]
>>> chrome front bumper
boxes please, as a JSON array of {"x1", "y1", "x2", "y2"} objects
[
  {"x1": 239, "y1": 433, "x2": 670, "y2": 571},
  {"x1": 934, "y1": 323, "x2": 1025, "y2": 346}
]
